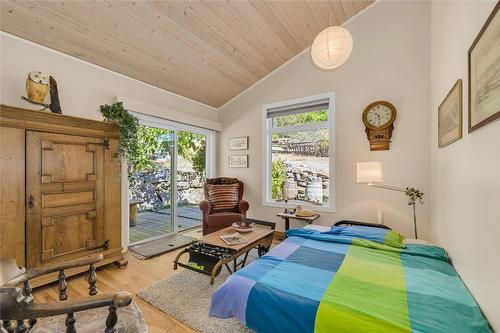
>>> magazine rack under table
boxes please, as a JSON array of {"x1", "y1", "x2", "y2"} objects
[{"x1": 173, "y1": 224, "x2": 275, "y2": 284}]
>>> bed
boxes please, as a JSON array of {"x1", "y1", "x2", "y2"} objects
[{"x1": 209, "y1": 223, "x2": 492, "y2": 333}]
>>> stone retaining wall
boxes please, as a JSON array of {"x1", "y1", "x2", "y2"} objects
[
  {"x1": 130, "y1": 169, "x2": 204, "y2": 210},
  {"x1": 286, "y1": 164, "x2": 329, "y2": 201}
]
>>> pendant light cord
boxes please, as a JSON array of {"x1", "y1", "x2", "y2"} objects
[{"x1": 329, "y1": 0, "x2": 332, "y2": 26}]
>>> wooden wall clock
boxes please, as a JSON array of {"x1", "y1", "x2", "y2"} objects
[{"x1": 362, "y1": 101, "x2": 397, "y2": 151}]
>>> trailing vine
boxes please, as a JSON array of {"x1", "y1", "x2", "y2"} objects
[{"x1": 98, "y1": 101, "x2": 140, "y2": 178}]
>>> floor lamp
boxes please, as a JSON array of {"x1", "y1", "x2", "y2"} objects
[{"x1": 356, "y1": 162, "x2": 423, "y2": 239}]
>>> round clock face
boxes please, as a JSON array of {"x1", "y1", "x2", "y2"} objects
[{"x1": 363, "y1": 101, "x2": 396, "y2": 129}]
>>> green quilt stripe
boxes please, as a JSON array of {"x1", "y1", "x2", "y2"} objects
[
  {"x1": 315, "y1": 244, "x2": 410, "y2": 333},
  {"x1": 384, "y1": 230, "x2": 406, "y2": 248}
]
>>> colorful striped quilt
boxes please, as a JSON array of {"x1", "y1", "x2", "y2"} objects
[{"x1": 210, "y1": 227, "x2": 491, "y2": 333}]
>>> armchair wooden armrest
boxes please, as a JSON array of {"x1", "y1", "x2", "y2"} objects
[
  {"x1": 1, "y1": 287, "x2": 131, "y2": 332},
  {"x1": 2, "y1": 254, "x2": 104, "y2": 303},
  {"x1": 4, "y1": 254, "x2": 104, "y2": 286},
  {"x1": 12, "y1": 292, "x2": 131, "y2": 320}
]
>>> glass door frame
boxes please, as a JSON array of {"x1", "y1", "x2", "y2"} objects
[{"x1": 127, "y1": 112, "x2": 214, "y2": 244}]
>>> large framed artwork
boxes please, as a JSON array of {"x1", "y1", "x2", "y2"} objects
[
  {"x1": 468, "y1": 2, "x2": 500, "y2": 132},
  {"x1": 438, "y1": 79, "x2": 463, "y2": 148}
]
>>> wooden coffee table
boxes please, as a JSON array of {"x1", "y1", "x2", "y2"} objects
[{"x1": 173, "y1": 222, "x2": 274, "y2": 284}]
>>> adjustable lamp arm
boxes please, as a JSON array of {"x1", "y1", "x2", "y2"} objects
[{"x1": 367, "y1": 183, "x2": 406, "y2": 192}]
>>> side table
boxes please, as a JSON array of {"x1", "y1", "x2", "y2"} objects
[{"x1": 277, "y1": 212, "x2": 320, "y2": 231}]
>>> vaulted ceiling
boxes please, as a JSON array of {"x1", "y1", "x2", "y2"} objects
[{"x1": 1, "y1": 1, "x2": 373, "y2": 108}]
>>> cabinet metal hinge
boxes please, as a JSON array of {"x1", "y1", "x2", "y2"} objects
[
  {"x1": 96, "y1": 139, "x2": 110, "y2": 150},
  {"x1": 89, "y1": 240, "x2": 110, "y2": 251}
]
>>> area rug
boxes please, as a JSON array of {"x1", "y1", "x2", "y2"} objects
[
  {"x1": 128, "y1": 234, "x2": 195, "y2": 259},
  {"x1": 137, "y1": 251, "x2": 259, "y2": 333}
]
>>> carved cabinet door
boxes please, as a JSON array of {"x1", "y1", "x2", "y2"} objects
[{"x1": 26, "y1": 131, "x2": 106, "y2": 268}]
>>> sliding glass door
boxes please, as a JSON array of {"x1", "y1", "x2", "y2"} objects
[
  {"x1": 175, "y1": 130, "x2": 207, "y2": 232},
  {"x1": 128, "y1": 115, "x2": 213, "y2": 245},
  {"x1": 128, "y1": 125, "x2": 175, "y2": 244}
]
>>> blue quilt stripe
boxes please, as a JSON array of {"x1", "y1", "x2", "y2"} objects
[
  {"x1": 246, "y1": 282, "x2": 319, "y2": 333},
  {"x1": 209, "y1": 275, "x2": 255, "y2": 324},
  {"x1": 302, "y1": 238, "x2": 349, "y2": 254},
  {"x1": 286, "y1": 246, "x2": 345, "y2": 272},
  {"x1": 259, "y1": 261, "x2": 335, "y2": 302},
  {"x1": 401, "y1": 254, "x2": 492, "y2": 333},
  {"x1": 404, "y1": 292, "x2": 492, "y2": 333},
  {"x1": 264, "y1": 240, "x2": 302, "y2": 261},
  {"x1": 235, "y1": 256, "x2": 280, "y2": 282}
]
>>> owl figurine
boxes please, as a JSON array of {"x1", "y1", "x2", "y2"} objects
[{"x1": 25, "y1": 71, "x2": 49, "y2": 104}]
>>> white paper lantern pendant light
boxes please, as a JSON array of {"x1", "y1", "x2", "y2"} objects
[{"x1": 311, "y1": 0, "x2": 353, "y2": 70}]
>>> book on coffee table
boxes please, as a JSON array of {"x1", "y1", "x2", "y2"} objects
[{"x1": 220, "y1": 232, "x2": 247, "y2": 245}]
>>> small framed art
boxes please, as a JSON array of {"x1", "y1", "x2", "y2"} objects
[
  {"x1": 438, "y1": 79, "x2": 462, "y2": 148},
  {"x1": 229, "y1": 155, "x2": 248, "y2": 168},
  {"x1": 468, "y1": 2, "x2": 500, "y2": 132},
  {"x1": 229, "y1": 136, "x2": 248, "y2": 150}
]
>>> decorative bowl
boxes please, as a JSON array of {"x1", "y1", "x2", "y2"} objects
[{"x1": 232, "y1": 222, "x2": 256, "y2": 233}]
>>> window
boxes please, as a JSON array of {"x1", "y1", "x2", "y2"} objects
[{"x1": 263, "y1": 93, "x2": 335, "y2": 212}]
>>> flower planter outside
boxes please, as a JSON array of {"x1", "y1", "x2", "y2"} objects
[{"x1": 129, "y1": 199, "x2": 142, "y2": 227}]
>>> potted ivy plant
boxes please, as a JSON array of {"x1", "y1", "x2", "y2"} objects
[{"x1": 98, "y1": 101, "x2": 141, "y2": 226}]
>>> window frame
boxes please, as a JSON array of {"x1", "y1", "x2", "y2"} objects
[{"x1": 262, "y1": 92, "x2": 336, "y2": 213}]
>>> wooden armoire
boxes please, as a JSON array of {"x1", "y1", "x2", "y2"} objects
[{"x1": 0, "y1": 105, "x2": 126, "y2": 286}]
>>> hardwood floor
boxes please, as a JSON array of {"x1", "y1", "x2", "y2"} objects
[{"x1": 32, "y1": 250, "x2": 196, "y2": 333}]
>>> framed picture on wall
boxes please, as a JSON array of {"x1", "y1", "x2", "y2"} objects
[
  {"x1": 438, "y1": 79, "x2": 462, "y2": 148},
  {"x1": 468, "y1": 2, "x2": 500, "y2": 133},
  {"x1": 228, "y1": 136, "x2": 248, "y2": 150},
  {"x1": 229, "y1": 155, "x2": 248, "y2": 168}
]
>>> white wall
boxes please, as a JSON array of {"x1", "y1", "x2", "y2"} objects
[
  {"x1": 218, "y1": 0, "x2": 431, "y2": 239},
  {"x1": 430, "y1": 1, "x2": 500, "y2": 329}
]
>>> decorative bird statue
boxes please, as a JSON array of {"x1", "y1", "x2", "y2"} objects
[
  {"x1": 23, "y1": 71, "x2": 62, "y2": 114},
  {"x1": 25, "y1": 71, "x2": 49, "y2": 104}
]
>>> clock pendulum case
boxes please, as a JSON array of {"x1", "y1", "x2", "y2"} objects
[{"x1": 362, "y1": 101, "x2": 397, "y2": 151}]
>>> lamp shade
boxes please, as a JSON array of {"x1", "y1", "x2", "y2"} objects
[
  {"x1": 357, "y1": 162, "x2": 383, "y2": 184},
  {"x1": 311, "y1": 26, "x2": 353, "y2": 70}
]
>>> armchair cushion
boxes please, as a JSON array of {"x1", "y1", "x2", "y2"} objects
[
  {"x1": 206, "y1": 183, "x2": 240, "y2": 212},
  {"x1": 30, "y1": 301, "x2": 147, "y2": 333},
  {"x1": 205, "y1": 212, "x2": 243, "y2": 234}
]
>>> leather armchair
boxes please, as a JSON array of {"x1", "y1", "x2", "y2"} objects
[{"x1": 199, "y1": 177, "x2": 249, "y2": 235}]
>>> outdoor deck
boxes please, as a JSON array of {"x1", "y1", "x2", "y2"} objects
[{"x1": 129, "y1": 205, "x2": 202, "y2": 244}]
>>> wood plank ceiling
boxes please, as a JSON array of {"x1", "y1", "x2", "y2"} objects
[{"x1": 1, "y1": 1, "x2": 373, "y2": 108}]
